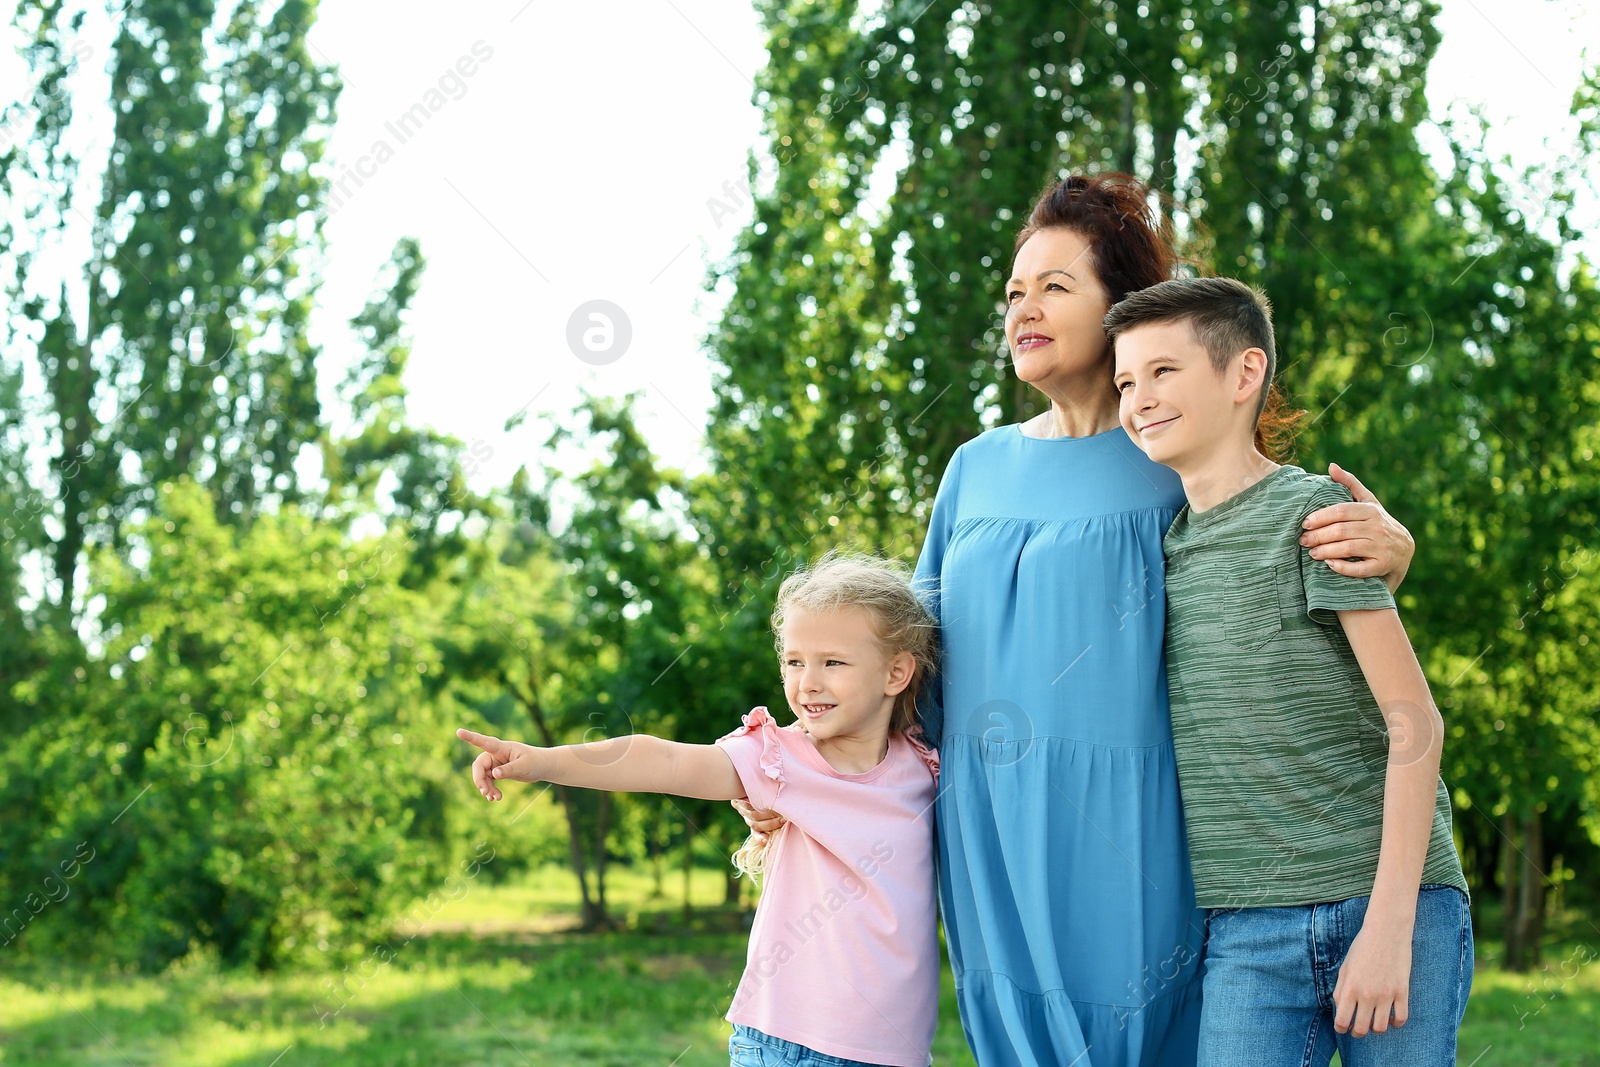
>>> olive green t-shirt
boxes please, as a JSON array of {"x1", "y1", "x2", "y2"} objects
[{"x1": 1163, "y1": 464, "x2": 1468, "y2": 909}]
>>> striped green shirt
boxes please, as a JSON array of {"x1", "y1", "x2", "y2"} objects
[{"x1": 1163, "y1": 465, "x2": 1468, "y2": 909}]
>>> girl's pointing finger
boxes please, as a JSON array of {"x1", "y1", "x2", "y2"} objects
[{"x1": 457, "y1": 728, "x2": 506, "y2": 753}]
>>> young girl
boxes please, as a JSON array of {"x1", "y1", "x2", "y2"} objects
[
  {"x1": 1108, "y1": 277, "x2": 1472, "y2": 1066},
  {"x1": 458, "y1": 553, "x2": 942, "y2": 1067}
]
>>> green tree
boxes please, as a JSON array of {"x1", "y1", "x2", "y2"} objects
[
  {"x1": 0, "y1": 9, "x2": 500, "y2": 963},
  {"x1": 322, "y1": 236, "x2": 492, "y2": 584},
  {"x1": 433, "y1": 395, "x2": 737, "y2": 930},
  {"x1": 1, "y1": 0, "x2": 337, "y2": 627},
  {"x1": 1297, "y1": 112, "x2": 1600, "y2": 967},
  {"x1": 554, "y1": 396, "x2": 750, "y2": 915},
  {"x1": 0, "y1": 479, "x2": 451, "y2": 969}
]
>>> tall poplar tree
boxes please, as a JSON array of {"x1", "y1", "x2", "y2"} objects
[{"x1": 1, "y1": 0, "x2": 334, "y2": 625}]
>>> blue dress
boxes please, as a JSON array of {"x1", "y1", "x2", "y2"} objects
[{"x1": 914, "y1": 425, "x2": 1204, "y2": 1067}]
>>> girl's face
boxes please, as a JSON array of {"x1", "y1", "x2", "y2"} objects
[
  {"x1": 780, "y1": 607, "x2": 913, "y2": 748},
  {"x1": 1004, "y1": 228, "x2": 1113, "y2": 393}
]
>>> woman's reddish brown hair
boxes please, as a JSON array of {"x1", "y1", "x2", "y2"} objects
[{"x1": 1016, "y1": 171, "x2": 1304, "y2": 460}]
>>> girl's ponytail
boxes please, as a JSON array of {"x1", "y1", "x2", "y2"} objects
[{"x1": 732, "y1": 827, "x2": 780, "y2": 881}]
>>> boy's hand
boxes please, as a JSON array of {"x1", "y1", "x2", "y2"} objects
[
  {"x1": 1333, "y1": 920, "x2": 1412, "y2": 1037},
  {"x1": 457, "y1": 728, "x2": 546, "y2": 801}
]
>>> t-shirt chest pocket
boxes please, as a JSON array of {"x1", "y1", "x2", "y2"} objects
[{"x1": 1221, "y1": 566, "x2": 1290, "y2": 650}]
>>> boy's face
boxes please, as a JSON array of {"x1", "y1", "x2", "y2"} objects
[{"x1": 1113, "y1": 320, "x2": 1256, "y2": 471}]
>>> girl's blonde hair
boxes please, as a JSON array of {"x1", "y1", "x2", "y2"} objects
[{"x1": 732, "y1": 551, "x2": 939, "y2": 881}]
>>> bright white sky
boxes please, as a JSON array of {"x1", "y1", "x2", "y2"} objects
[
  {"x1": 305, "y1": 0, "x2": 769, "y2": 491},
  {"x1": 7, "y1": 0, "x2": 1599, "y2": 498}
]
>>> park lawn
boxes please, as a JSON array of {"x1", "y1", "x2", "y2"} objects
[
  {"x1": 1450, "y1": 923, "x2": 1600, "y2": 1067},
  {"x1": 0, "y1": 866, "x2": 976, "y2": 1067},
  {"x1": 0, "y1": 928, "x2": 753, "y2": 1067},
  {"x1": 1, "y1": 867, "x2": 1595, "y2": 1067}
]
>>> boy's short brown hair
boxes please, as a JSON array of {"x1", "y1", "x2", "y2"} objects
[{"x1": 1104, "y1": 277, "x2": 1277, "y2": 417}]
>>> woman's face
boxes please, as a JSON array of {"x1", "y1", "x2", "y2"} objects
[{"x1": 1004, "y1": 228, "x2": 1113, "y2": 394}]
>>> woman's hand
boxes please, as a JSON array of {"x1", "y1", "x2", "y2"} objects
[
  {"x1": 457, "y1": 728, "x2": 547, "y2": 801},
  {"x1": 1301, "y1": 463, "x2": 1415, "y2": 593},
  {"x1": 732, "y1": 798, "x2": 787, "y2": 836},
  {"x1": 1333, "y1": 918, "x2": 1413, "y2": 1037}
]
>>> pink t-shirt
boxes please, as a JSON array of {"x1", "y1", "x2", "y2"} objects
[{"x1": 714, "y1": 706, "x2": 940, "y2": 1067}]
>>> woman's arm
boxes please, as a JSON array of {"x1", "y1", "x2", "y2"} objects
[
  {"x1": 457, "y1": 728, "x2": 746, "y2": 802},
  {"x1": 732, "y1": 797, "x2": 785, "y2": 836},
  {"x1": 1300, "y1": 463, "x2": 1415, "y2": 594},
  {"x1": 1328, "y1": 607, "x2": 1445, "y2": 1039}
]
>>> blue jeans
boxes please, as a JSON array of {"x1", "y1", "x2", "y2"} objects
[
  {"x1": 728, "y1": 1024, "x2": 895, "y2": 1067},
  {"x1": 1199, "y1": 885, "x2": 1474, "y2": 1067}
]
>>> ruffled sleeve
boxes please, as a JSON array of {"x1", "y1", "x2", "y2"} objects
[
  {"x1": 905, "y1": 726, "x2": 940, "y2": 782},
  {"x1": 714, "y1": 706, "x2": 785, "y2": 808}
]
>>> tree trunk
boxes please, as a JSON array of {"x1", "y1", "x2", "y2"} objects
[
  {"x1": 719, "y1": 822, "x2": 741, "y2": 905},
  {"x1": 513, "y1": 680, "x2": 607, "y2": 930},
  {"x1": 682, "y1": 816, "x2": 695, "y2": 923},
  {"x1": 1500, "y1": 811, "x2": 1521, "y2": 968},
  {"x1": 1116, "y1": 77, "x2": 1137, "y2": 176},
  {"x1": 45, "y1": 322, "x2": 94, "y2": 623},
  {"x1": 1501, "y1": 808, "x2": 1546, "y2": 971},
  {"x1": 1516, "y1": 809, "x2": 1545, "y2": 968},
  {"x1": 594, "y1": 790, "x2": 611, "y2": 926},
  {"x1": 566, "y1": 792, "x2": 604, "y2": 931},
  {"x1": 649, "y1": 806, "x2": 666, "y2": 899}
]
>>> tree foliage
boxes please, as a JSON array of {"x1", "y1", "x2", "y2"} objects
[
  {"x1": 1, "y1": 480, "x2": 451, "y2": 969},
  {"x1": 1, "y1": 0, "x2": 335, "y2": 625}
]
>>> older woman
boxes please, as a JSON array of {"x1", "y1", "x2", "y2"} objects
[{"x1": 743, "y1": 173, "x2": 1412, "y2": 1067}]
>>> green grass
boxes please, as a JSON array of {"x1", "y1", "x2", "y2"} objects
[
  {"x1": 1451, "y1": 922, "x2": 1600, "y2": 1067},
  {"x1": 0, "y1": 866, "x2": 975, "y2": 1067},
  {"x1": 2, "y1": 868, "x2": 1595, "y2": 1066},
  {"x1": 0, "y1": 930, "x2": 747, "y2": 1066}
]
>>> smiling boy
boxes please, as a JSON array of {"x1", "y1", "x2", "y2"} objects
[{"x1": 1106, "y1": 277, "x2": 1472, "y2": 1067}]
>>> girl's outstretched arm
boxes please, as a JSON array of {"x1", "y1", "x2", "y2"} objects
[
  {"x1": 457, "y1": 728, "x2": 746, "y2": 802},
  {"x1": 1330, "y1": 607, "x2": 1446, "y2": 1040}
]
